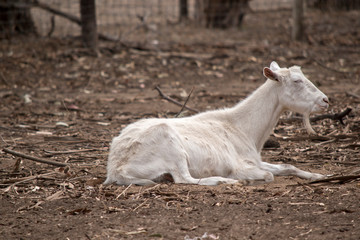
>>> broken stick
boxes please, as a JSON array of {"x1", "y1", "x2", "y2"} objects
[
  {"x1": 310, "y1": 107, "x2": 352, "y2": 125},
  {"x1": 3, "y1": 148, "x2": 68, "y2": 167},
  {"x1": 308, "y1": 174, "x2": 360, "y2": 184},
  {"x1": 282, "y1": 108, "x2": 352, "y2": 125},
  {"x1": 43, "y1": 148, "x2": 102, "y2": 156},
  {"x1": 175, "y1": 87, "x2": 195, "y2": 117},
  {"x1": 154, "y1": 86, "x2": 199, "y2": 113}
]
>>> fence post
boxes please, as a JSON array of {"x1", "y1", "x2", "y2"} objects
[
  {"x1": 180, "y1": 0, "x2": 188, "y2": 21},
  {"x1": 80, "y1": 0, "x2": 98, "y2": 52},
  {"x1": 292, "y1": 0, "x2": 304, "y2": 41}
]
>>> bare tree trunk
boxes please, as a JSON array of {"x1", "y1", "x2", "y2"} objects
[
  {"x1": 179, "y1": 0, "x2": 188, "y2": 21},
  {"x1": 292, "y1": 0, "x2": 304, "y2": 41},
  {"x1": 80, "y1": 0, "x2": 98, "y2": 52}
]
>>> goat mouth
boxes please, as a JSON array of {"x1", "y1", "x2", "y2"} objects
[
  {"x1": 317, "y1": 103, "x2": 329, "y2": 111},
  {"x1": 320, "y1": 105, "x2": 329, "y2": 110},
  {"x1": 310, "y1": 105, "x2": 327, "y2": 114}
]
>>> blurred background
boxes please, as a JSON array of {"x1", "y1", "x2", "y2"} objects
[{"x1": 1, "y1": 0, "x2": 359, "y2": 45}]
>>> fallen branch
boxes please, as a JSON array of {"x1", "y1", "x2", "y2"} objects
[
  {"x1": 3, "y1": 148, "x2": 68, "y2": 167},
  {"x1": 308, "y1": 174, "x2": 360, "y2": 184},
  {"x1": 310, "y1": 108, "x2": 352, "y2": 125},
  {"x1": 175, "y1": 87, "x2": 195, "y2": 117},
  {"x1": 154, "y1": 86, "x2": 199, "y2": 113},
  {"x1": 281, "y1": 108, "x2": 352, "y2": 125}
]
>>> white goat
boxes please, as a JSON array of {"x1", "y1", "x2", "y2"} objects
[{"x1": 104, "y1": 61, "x2": 329, "y2": 186}]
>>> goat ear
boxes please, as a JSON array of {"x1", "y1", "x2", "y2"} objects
[
  {"x1": 263, "y1": 67, "x2": 279, "y2": 81},
  {"x1": 270, "y1": 61, "x2": 280, "y2": 71}
]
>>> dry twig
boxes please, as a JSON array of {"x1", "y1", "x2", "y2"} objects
[
  {"x1": 2, "y1": 171, "x2": 58, "y2": 190},
  {"x1": 132, "y1": 199, "x2": 149, "y2": 212},
  {"x1": 0, "y1": 72, "x2": 9, "y2": 86},
  {"x1": 154, "y1": 86, "x2": 199, "y2": 113},
  {"x1": 3, "y1": 148, "x2": 68, "y2": 167},
  {"x1": 310, "y1": 108, "x2": 352, "y2": 125},
  {"x1": 116, "y1": 184, "x2": 133, "y2": 200},
  {"x1": 281, "y1": 108, "x2": 352, "y2": 125},
  {"x1": 175, "y1": 87, "x2": 195, "y2": 117},
  {"x1": 43, "y1": 148, "x2": 102, "y2": 156},
  {"x1": 308, "y1": 175, "x2": 360, "y2": 184}
]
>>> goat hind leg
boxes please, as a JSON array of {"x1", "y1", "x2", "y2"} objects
[
  {"x1": 104, "y1": 174, "x2": 157, "y2": 186},
  {"x1": 198, "y1": 176, "x2": 239, "y2": 185},
  {"x1": 169, "y1": 160, "x2": 239, "y2": 185},
  {"x1": 171, "y1": 170, "x2": 239, "y2": 185},
  {"x1": 260, "y1": 162, "x2": 324, "y2": 180},
  {"x1": 233, "y1": 166, "x2": 275, "y2": 185}
]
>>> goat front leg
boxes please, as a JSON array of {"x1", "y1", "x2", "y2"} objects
[
  {"x1": 259, "y1": 162, "x2": 324, "y2": 181},
  {"x1": 171, "y1": 165, "x2": 240, "y2": 185}
]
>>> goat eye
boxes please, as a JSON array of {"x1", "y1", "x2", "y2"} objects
[{"x1": 294, "y1": 79, "x2": 302, "y2": 83}]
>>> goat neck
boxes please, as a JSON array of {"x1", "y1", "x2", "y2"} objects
[{"x1": 230, "y1": 80, "x2": 284, "y2": 152}]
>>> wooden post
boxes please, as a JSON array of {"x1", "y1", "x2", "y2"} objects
[
  {"x1": 292, "y1": 0, "x2": 304, "y2": 41},
  {"x1": 80, "y1": 0, "x2": 98, "y2": 52},
  {"x1": 179, "y1": 0, "x2": 188, "y2": 21}
]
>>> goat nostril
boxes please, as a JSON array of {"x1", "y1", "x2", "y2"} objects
[{"x1": 323, "y1": 98, "x2": 329, "y2": 104}]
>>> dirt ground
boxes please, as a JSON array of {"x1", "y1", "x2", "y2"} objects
[{"x1": 1, "y1": 9, "x2": 360, "y2": 240}]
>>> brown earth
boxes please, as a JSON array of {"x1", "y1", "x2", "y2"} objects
[{"x1": 1, "y1": 10, "x2": 360, "y2": 240}]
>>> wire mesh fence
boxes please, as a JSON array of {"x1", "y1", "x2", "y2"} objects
[
  {"x1": 0, "y1": 0, "x2": 359, "y2": 43},
  {"x1": 0, "y1": 0, "x2": 294, "y2": 39}
]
